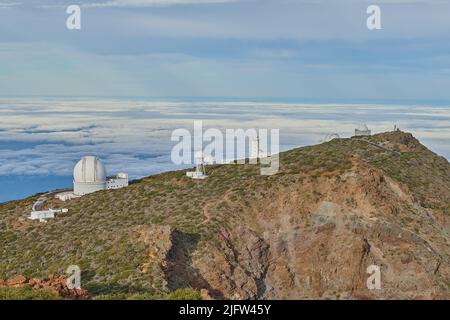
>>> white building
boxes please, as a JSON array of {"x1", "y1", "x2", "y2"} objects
[
  {"x1": 29, "y1": 210, "x2": 55, "y2": 221},
  {"x1": 186, "y1": 170, "x2": 208, "y2": 179},
  {"x1": 56, "y1": 191, "x2": 77, "y2": 202},
  {"x1": 106, "y1": 173, "x2": 129, "y2": 189},
  {"x1": 187, "y1": 152, "x2": 208, "y2": 180},
  {"x1": 56, "y1": 156, "x2": 129, "y2": 201},
  {"x1": 29, "y1": 208, "x2": 68, "y2": 222},
  {"x1": 73, "y1": 156, "x2": 108, "y2": 196},
  {"x1": 354, "y1": 124, "x2": 371, "y2": 137},
  {"x1": 73, "y1": 156, "x2": 129, "y2": 195}
]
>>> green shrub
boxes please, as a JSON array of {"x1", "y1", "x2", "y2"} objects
[
  {"x1": 92, "y1": 288, "x2": 201, "y2": 300},
  {"x1": 167, "y1": 288, "x2": 202, "y2": 300},
  {"x1": 0, "y1": 286, "x2": 62, "y2": 300}
]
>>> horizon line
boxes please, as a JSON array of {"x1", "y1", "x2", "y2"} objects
[{"x1": 1, "y1": 96, "x2": 450, "y2": 106}]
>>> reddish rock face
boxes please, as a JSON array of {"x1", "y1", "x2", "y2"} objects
[
  {"x1": 2, "y1": 275, "x2": 89, "y2": 300},
  {"x1": 7, "y1": 275, "x2": 27, "y2": 287},
  {"x1": 28, "y1": 278, "x2": 40, "y2": 286}
]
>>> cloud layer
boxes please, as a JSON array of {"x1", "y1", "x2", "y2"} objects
[{"x1": 0, "y1": 98, "x2": 449, "y2": 181}]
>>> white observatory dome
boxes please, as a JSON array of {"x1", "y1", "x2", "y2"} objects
[
  {"x1": 322, "y1": 133, "x2": 340, "y2": 143},
  {"x1": 356, "y1": 124, "x2": 369, "y2": 131},
  {"x1": 354, "y1": 123, "x2": 371, "y2": 137},
  {"x1": 74, "y1": 156, "x2": 106, "y2": 183},
  {"x1": 73, "y1": 156, "x2": 107, "y2": 196}
]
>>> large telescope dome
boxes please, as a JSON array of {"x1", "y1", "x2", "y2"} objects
[
  {"x1": 356, "y1": 124, "x2": 369, "y2": 132},
  {"x1": 73, "y1": 156, "x2": 107, "y2": 195},
  {"x1": 74, "y1": 156, "x2": 106, "y2": 183}
]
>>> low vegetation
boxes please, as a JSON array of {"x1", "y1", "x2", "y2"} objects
[
  {"x1": 0, "y1": 286, "x2": 62, "y2": 300},
  {"x1": 0, "y1": 131, "x2": 448, "y2": 299}
]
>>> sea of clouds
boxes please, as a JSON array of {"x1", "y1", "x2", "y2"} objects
[{"x1": 0, "y1": 98, "x2": 449, "y2": 200}]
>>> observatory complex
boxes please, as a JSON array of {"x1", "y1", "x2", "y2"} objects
[
  {"x1": 56, "y1": 156, "x2": 128, "y2": 201},
  {"x1": 29, "y1": 156, "x2": 129, "y2": 221},
  {"x1": 320, "y1": 124, "x2": 373, "y2": 144}
]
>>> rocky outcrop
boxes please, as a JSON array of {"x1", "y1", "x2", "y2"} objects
[
  {"x1": 174, "y1": 153, "x2": 449, "y2": 299},
  {"x1": 0, "y1": 275, "x2": 89, "y2": 299},
  {"x1": 6, "y1": 275, "x2": 27, "y2": 287},
  {"x1": 381, "y1": 131, "x2": 426, "y2": 152},
  {"x1": 193, "y1": 227, "x2": 270, "y2": 300}
]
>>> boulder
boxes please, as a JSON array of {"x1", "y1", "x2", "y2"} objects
[
  {"x1": 200, "y1": 289, "x2": 213, "y2": 300},
  {"x1": 7, "y1": 275, "x2": 27, "y2": 286},
  {"x1": 2, "y1": 274, "x2": 89, "y2": 299}
]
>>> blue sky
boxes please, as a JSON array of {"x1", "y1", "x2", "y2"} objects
[{"x1": 1, "y1": 0, "x2": 450, "y2": 100}]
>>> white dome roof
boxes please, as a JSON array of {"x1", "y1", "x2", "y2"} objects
[
  {"x1": 73, "y1": 156, "x2": 107, "y2": 183},
  {"x1": 323, "y1": 133, "x2": 340, "y2": 142},
  {"x1": 356, "y1": 124, "x2": 369, "y2": 131}
]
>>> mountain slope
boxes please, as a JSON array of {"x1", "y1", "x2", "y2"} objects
[{"x1": 0, "y1": 131, "x2": 449, "y2": 299}]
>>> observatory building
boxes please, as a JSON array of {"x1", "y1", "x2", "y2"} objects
[
  {"x1": 73, "y1": 156, "x2": 107, "y2": 195},
  {"x1": 186, "y1": 152, "x2": 208, "y2": 179},
  {"x1": 354, "y1": 124, "x2": 371, "y2": 137},
  {"x1": 106, "y1": 173, "x2": 129, "y2": 190},
  {"x1": 73, "y1": 156, "x2": 128, "y2": 195},
  {"x1": 321, "y1": 133, "x2": 340, "y2": 143},
  {"x1": 56, "y1": 156, "x2": 128, "y2": 201}
]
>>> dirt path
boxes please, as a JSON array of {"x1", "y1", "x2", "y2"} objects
[
  {"x1": 31, "y1": 190, "x2": 63, "y2": 212},
  {"x1": 202, "y1": 188, "x2": 234, "y2": 225},
  {"x1": 357, "y1": 139, "x2": 401, "y2": 157}
]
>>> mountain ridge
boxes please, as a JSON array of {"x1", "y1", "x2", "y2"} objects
[{"x1": 1, "y1": 131, "x2": 449, "y2": 299}]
